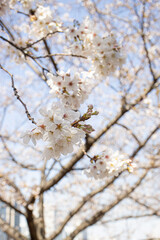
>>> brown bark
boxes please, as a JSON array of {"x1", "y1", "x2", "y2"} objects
[{"x1": 26, "y1": 209, "x2": 38, "y2": 240}]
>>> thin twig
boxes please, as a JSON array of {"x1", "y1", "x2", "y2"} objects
[
  {"x1": 34, "y1": 53, "x2": 87, "y2": 59},
  {"x1": 0, "y1": 135, "x2": 38, "y2": 170},
  {"x1": 23, "y1": 31, "x2": 61, "y2": 50},
  {"x1": 43, "y1": 39, "x2": 58, "y2": 73},
  {"x1": 0, "y1": 65, "x2": 36, "y2": 125},
  {"x1": 116, "y1": 123, "x2": 141, "y2": 145},
  {"x1": 0, "y1": 20, "x2": 14, "y2": 40}
]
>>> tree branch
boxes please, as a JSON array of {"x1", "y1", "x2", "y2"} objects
[
  {"x1": 0, "y1": 135, "x2": 38, "y2": 170},
  {"x1": 43, "y1": 39, "x2": 58, "y2": 73},
  {"x1": 64, "y1": 170, "x2": 148, "y2": 240},
  {"x1": 101, "y1": 213, "x2": 160, "y2": 224},
  {"x1": 0, "y1": 174, "x2": 26, "y2": 205},
  {"x1": 141, "y1": 0, "x2": 156, "y2": 81},
  {"x1": 116, "y1": 123, "x2": 141, "y2": 145},
  {"x1": 27, "y1": 74, "x2": 159, "y2": 206},
  {"x1": 0, "y1": 216, "x2": 28, "y2": 240},
  {"x1": 0, "y1": 20, "x2": 14, "y2": 40},
  {"x1": 0, "y1": 196, "x2": 26, "y2": 216},
  {"x1": 129, "y1": 196, "x2": 160, "y2": 216},
  {"x1": 34, "y1": 53, "x2": 87, "y2": 59},
  {"x1": 26, "y1": 209, "x2": 39, "y2": 240},
  {"x1": 0, "y1": 65, "x2": 36, "y2": 125},
  {"x1": 47, "y1": 125, "x2": 159, "y2": 240}
]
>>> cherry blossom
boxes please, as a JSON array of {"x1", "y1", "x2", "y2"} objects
[
  {"x1": 65, "y1": 17, "x2": 125, "y2": 78},
  {"x1": 22, "y1": 102, "x2": 86, "y2": 160},
  {"x1": 18, "y1": 9, "x2": 129, "y2": 178},
  {"x1": 47, "y1": 71, "x2": 93, "y2": 110},
  {"x1": 84, "y1": 151, "x2": 135, "y2": 179},
  {"x1": 29, "y1": 5, "x2": 62, "y2": 38}
]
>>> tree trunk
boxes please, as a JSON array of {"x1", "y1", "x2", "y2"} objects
[{"x1": 26, "y1": 209, "x2": 38, "y2": 240}]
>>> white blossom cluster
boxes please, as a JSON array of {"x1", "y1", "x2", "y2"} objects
[
  {"x1": 84, "y1": 151, "x2": 135, "y2": 179},
  {"x1": 65, "y1": 17, "x2": 125, "y2": 78},
  {"x1": 3, "y1": 1, "x2": 61, "y2": 38},
  {"x1": 3, "y1": 0, "x2": 38, "y2": 12},
  {"x1": 47, "y1": 71, "x2": 93, "y2": 110},
  {"x1": 29, "y1": 5, "x2": 62, "y2": 38},
  {"x1": 9, "y1": 0, "x2": 33, "y2": 10},
  {"x1": 22, "y1": 102, "x2": 85, "y2": 160},
  {"x1": 9, "y1": 0, "x2": 53, "y2": 11}
]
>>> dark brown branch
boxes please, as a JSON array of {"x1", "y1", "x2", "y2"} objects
[
  {"x1": 26, "y1": 209, "x2": 39, "y2": 240},
  {"x1": 0, "y1": 36, "x2": 49, "y2": 76},
  {"x1": 0, "y1": 35, "x2": 23, "y2": 52},
  {"x1": 23, "y1": 31, "x2": 61, "y2": 50},
  {"x1": 0, "y1": 20, "x2": 14, "y2": 40},
  {"x1": 43, "y1": 39, "x2": 58, "y2": 72},
  {"x1": 0, "y1": 195, "x2": 26, "y2": 216},
  {"x1": 34, "y1": 53, "x2": 87, "y2": 59},
  {"x1": 101, "y1": 213, "x2": 160, "y2": 224},
  {"x1": 17, "y1": 10, "x2": 29, "y2": 17},
  {"x1": 0, "y1": 65, "x2": 36, "y2": 125}
]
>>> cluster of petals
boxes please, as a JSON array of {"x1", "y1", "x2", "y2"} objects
[
  {"x1": 9, "y1": 0, "x2": 33, "y2": 10},
  {"x1": 47, "y1": 71, "x2": 93, "y2": 110},
  {"x1": 7, "y1": 2, "x2": 61, "y2": 38},
  {"x1": 22, "y1": 103, "x2": 85, "y2": 160},
  {"x1": 65, "y1": 17, "x2": 125, "y2": 78},
  {"x1": 29, "y1": 5, "x2": 62, "y2": 38},
  {"x1": 84, "y1": 151, "x2": 135, "y2": 179}
]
